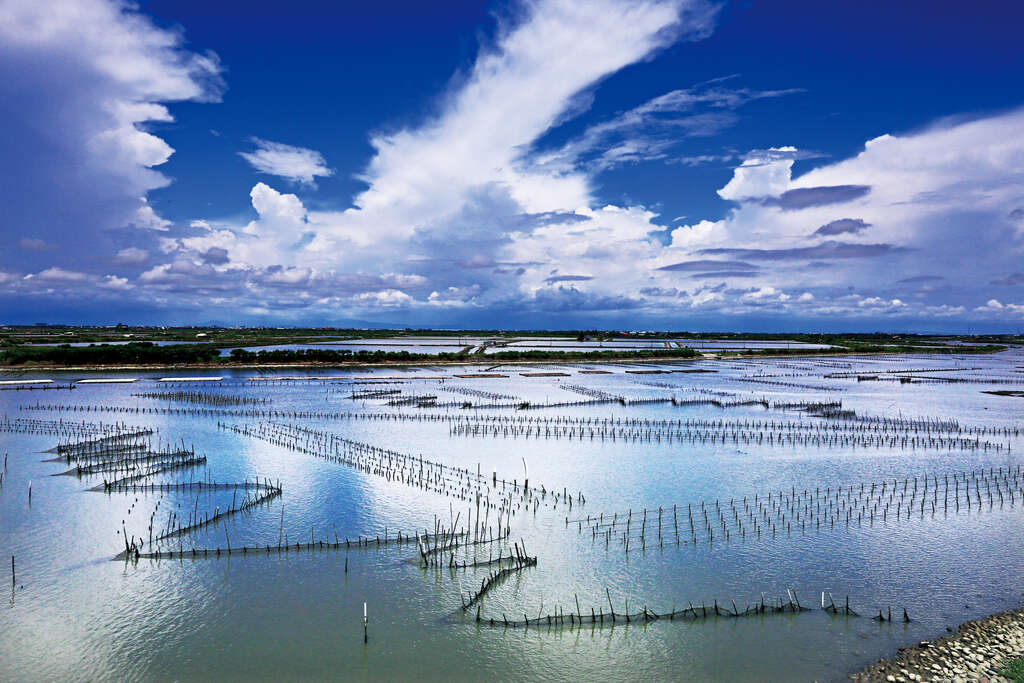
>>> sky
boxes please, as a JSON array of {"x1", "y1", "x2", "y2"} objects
[{"x1": 1, "y1": 0, "x2": 1023, "y2": 331}]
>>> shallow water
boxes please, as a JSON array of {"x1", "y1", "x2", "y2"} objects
[{"x1": 1, "y1": 347, "x2": 1022, "y2": 681}]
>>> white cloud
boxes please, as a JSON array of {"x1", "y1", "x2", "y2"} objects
[
  {"x1": 160, "y1": 0, "x2": 724, "y2": 318},
  {"x1": 131, "y1": 200, "x2": 172, "y2": 231},
  {"x1": 113, "y1": 247, "x2": 149, "y2": 264},
  {"x1": 669, "y1": 219, "x2": 726, "y2": 249},
  {"x1": 717, "y1": 148, "x2": 796, "y2": 200},
  {"x1": 0, "y1": 0, "x2": 221, "y2": 274},
  {"x1": 248, "y1": 183, "x2": 306, "y2": 232},
  {"x1": 353, "y1": 289, "x2": 413, "y2": 307},
  {"x1": 239, "y1": 138, "x2": 334, "y2": 185},
  {"x1": 643, "y1": 108, "x2": 1024, "y2": 322},
  {"x1": 428, "y1": 285, "x2": 482, "y2": 306},
  {"x1": 260, "y1": 266, "x2": 312, "y2": 286},
  {"x1": 310, "y1": 0, "x2": 710, "y2": 249},
  {"x1": 975, "y1": 299, "x2": 1003, "y2": 312},
  {"x1": 538, "y1": 85, "x2": 801, "y2": 172},
  {"x1": 858, "y1": 297, "x2": 905, "y2": 309},
  {"x1": 181, "y1": 101, "x2": 1024, "y2": 324},
  {"x1": 741, "y1": 286, "x2": 789, "y2": 303},
  {"x1": 63, "y1": 0, "x2": 1019, "y2": 328},
  {"x1": 98, "y1": 275, "x2": 131, "y2": 290},
  {"x1": 974, "y1": 298, "x2": 1024, "y2": 316},
  {"x1": 31, "y1": 267, "x2": 88, "y2": 282}
]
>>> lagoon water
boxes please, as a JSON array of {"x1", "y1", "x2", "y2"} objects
[
  {"x1": 1, "y1": 347, "x2": 1022, "y2": 681},
  {"x1": 215, "y1": 336, "x2": 837, "y2": 356}
]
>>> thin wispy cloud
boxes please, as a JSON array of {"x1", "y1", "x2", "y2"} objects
[{"x1": 533, "y1": 83, "x2": 804, "y2": 172}]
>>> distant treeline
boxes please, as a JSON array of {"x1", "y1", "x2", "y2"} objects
[
  {"x1": 0, "y1": 342, "x2": 221, "y2": 366},
  {"x1": 0, "y1": 338, "x2": 1005, "y2": 367}
]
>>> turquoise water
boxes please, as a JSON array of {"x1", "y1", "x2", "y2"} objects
[{"x1": 1, "y1": 348, "x2": 1022, "y2": 681}]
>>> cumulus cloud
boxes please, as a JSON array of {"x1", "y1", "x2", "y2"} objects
[
  {"x1": 353, "y1": 289, "x2": 414, "y2": 308},
  {"x1": 0, "y1": 0, "x2": 222, "y2": 275},
  {"x1": 717, "y1": 147, "x2": 797, "y2": 200},
  {"x1": 428, "y1": 285, "x2": 482, "y2": 306},
  {"x1": 643, "y1": 108, "x2": 1024, "y2": 325},
  {"x1": 239, "y1": 138, "x2": 334, "y2": 185},
  {"x1": 971, "y1": 298, "x2": 1024, "y2": 316},
  {"x1": 740, "y1": 286, "x2": 790, "y2": 303},
  {"x1": 99, "y1": 275, "x2": 132, "y2": 290},
  {"x1": 131, "y1": 201, "x2": 173, "y2": 231}
]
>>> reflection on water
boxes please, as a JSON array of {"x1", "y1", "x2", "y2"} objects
[{"x1": 1, "y1": 347, "x2": 1023, "y2": 681}]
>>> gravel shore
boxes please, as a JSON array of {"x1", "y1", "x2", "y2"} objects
[{"x1": 851, "y1": 607, "x2": 1024, "y2": 682}]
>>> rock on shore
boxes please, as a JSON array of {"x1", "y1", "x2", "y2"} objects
[{"x1": 852, "y1": 607, "x2": 1024, "y2": 682}]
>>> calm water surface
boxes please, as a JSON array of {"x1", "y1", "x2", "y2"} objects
[{"x1": 1, "y1": 348, "x2": 1023, "y2": 681}]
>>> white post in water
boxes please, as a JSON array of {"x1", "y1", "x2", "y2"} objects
[{"x1": 363, "y1": 602, "x2": 368, "y2": 643}]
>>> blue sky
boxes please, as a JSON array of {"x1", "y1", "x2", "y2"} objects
[{"x1": 1, "y1": 0, "x2": 1023, "y2": 330}]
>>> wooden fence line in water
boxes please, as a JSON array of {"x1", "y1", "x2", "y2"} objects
[
  {"x1": 131, "y1": 391, "x2": 271, "y2": 406},
  {"x1": 22, "y1": 402, "x2": 1016, "y2": 438},
  {"x1": 448, "y1": 422, "x2": 1008, "y2": 452},
  {"x1": 116, "y1": 526, "x2": 494, "y2": 562},
  {"x1": 94, "y1": 457, "x2": 207, "y2": 491},
  {"x1": 461, "y1": 541, "x2": 537, "y2": 610},
  {"x1": 471, "y1": 591, "x2": 915, "y2": 629},
  {"x1": 223, "y1": 421, "x2": 585, "y2": 516},
  {"x1": 568, "y1": 465, "x2": 1024, "y2": 554},
  {"x1": 0, "y1": 416, "x2": 150, "y2": 440},
  {"x1": 156, "y1": 486, "x2": 283, "y2": 541}
]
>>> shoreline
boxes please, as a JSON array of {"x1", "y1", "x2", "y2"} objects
[
  {"x1": 0, "y1": 346, "x2": 1009, "y2": 374},
  {"x1": 851, "y1": 607, "x2": 1024, "y2": 682},
  {"x1": 0, "y1": 355, "x2": 707, "y2": 373}
]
